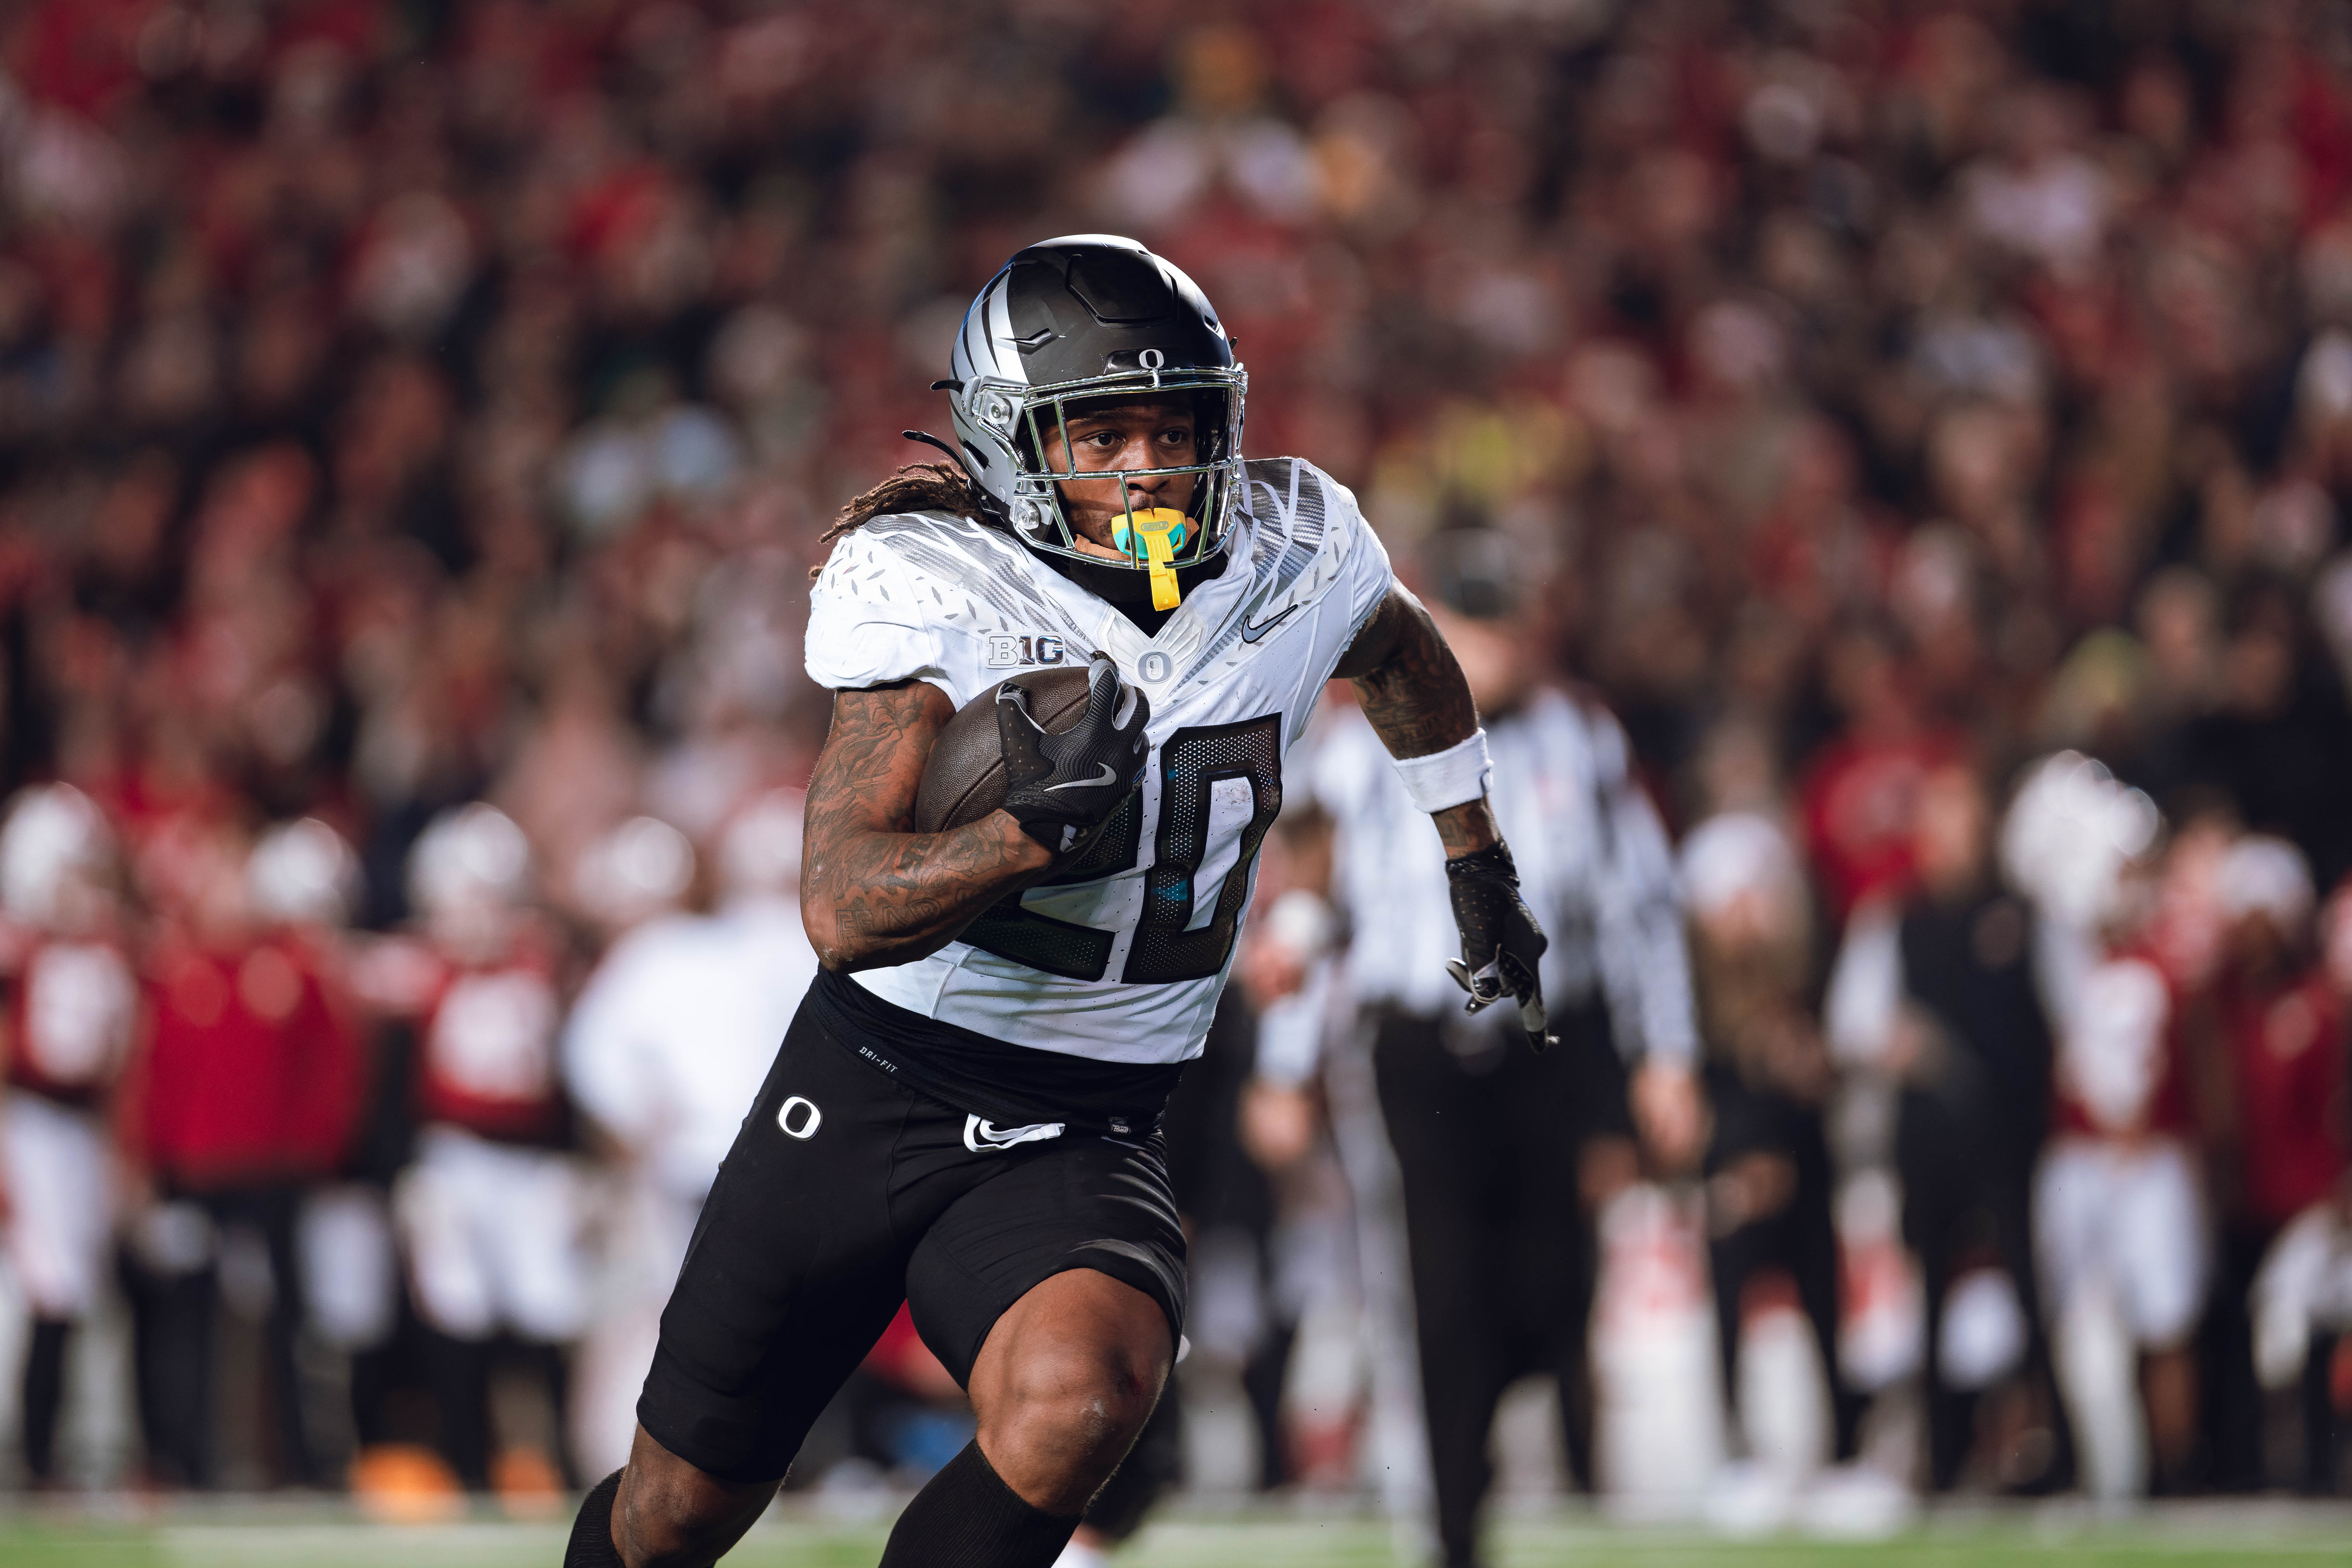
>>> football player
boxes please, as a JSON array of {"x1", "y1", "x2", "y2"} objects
[
  {"x1": 386, "y1": 803, "x2": 588, "y2": 1492},
  {"x1": 122, "y1": 814, "x2": 363, "y2": 1489},
  {"x1": 564, "y1": 236, "x2": 1554, "y2": 1568},
  {"x1": 0, "y1": 786, "x2": 138, "y2": 1487}
]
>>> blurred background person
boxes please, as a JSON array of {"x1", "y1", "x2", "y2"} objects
[
  {"x1": 1678, "y1": 809, "x2": 1856, "y2": 1488},
  {"x1": 382, "y1": 804, "x2": 584, "y2": 1497},
  {"x1": 2246, "y1": 872, "x2": 2352, "y2": 1495},
  {"x1": 1828, "y1": 760, "x2": 2071, "y2": 1494},
  {"x1": 1291, "y1": 525, "x2": 1701, "y2": 1568},
  {"x1": 2036, "y1": 950, "x2": 2208, "y2": 1500},
  {"x1": 119, "y1": 815, "x2": 363, "y2": 1489},
  {"x1": 245, "y1": 816, "x2": 408, "y2": 1494},
  {"x1": 561, "y1": 792, "x2": 813, "y2": 1479},
  {"x1": 2197, "y1": 836, "x2": 2347, "y2": 1491},
  {"x1": 1999, "y1": 758, "x2": 2203, "y2": 1501},
  {"x1": 0, "y1": 786, "x2": 137, "y2": 1488}
]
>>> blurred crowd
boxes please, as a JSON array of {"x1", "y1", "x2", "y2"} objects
[{"x1": 0, "y1": 0, "x2": 2350, "y2": 1518}]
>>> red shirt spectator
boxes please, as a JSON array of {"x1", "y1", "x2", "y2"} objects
[
  {"x1": 1800, "y1": 731, "x2": 1961, "y2": 923},
  {"x1": 2218, "y1": 970, "x2": 2347, "y2": 1227},
  {"x1": 1797, "y1": 627, "x2": 1962, "y2": 924},
  {"x1": 129, "y1": 933, "x2": 362, "y2": 1191}
]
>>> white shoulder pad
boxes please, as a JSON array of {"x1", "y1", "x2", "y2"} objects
[
  {"x1": 1238, "y1": 457, "x2": 1394, "y2": 638},
  {"x1": 809, "y1": 511, "x2": 1080, "y2": 705},
  {"x1": 804, "y1": 518, "x2": 951, "y2": 692}
]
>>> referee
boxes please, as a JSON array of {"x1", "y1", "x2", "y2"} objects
[{"x1": 1289, "y1": 530, "x2": 1702, "y2": 1568}]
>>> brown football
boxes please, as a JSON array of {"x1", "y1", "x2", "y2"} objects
[{"x1": 913, "y1": 666, "x2": 1096, "y2": 833}]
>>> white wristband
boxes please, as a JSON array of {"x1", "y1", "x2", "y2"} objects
[{"x1": 1392, "y1": 728, "x2": 1492, "y2": 813}]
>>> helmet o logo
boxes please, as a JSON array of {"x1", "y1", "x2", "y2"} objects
[
  {"x1": 1139, "y1": 349, "x2": 1166, "y2": 370},
  {"x1": 778, "y1": 1096, "x2": 822, "y2": 1140}
]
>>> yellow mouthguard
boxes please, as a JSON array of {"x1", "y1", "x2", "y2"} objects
[{"x1": 1113, "y1": 508, "x2": 1190, "y2": 611}]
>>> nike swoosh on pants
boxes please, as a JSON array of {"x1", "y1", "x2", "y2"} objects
[{"x1": 964, "y1": 1115, "x2": 1065, "y2": 1152}]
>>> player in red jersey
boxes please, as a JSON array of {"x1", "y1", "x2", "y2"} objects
[
  {"x1": 0, "y1": 786, "x2": 138, "y2": 1486},
  {"x1": 382, "y1": 803, "x2": 588, "y2": 1492},
  {"x1": 119, "y1": 815, "x2": 363, "y2": 1487}
]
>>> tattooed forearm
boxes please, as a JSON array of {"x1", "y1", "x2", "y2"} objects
[
  {"x1": 1338, "y1": 587, "x2": 1479, "y2": 756},
  {"x1": 1336, "y1": 586, "x2": 1500, "y2": 859},
  {"x1": 1431, "y1": 797, "x2": 1500, "y2": 856},
  {"x1": 802, "y1": 682, "x2": 1055, "y2": 970}
]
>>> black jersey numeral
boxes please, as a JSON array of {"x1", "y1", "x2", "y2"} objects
[
  {"x1": 958, "y1": 714, "x2": 1283, "y2": 986},
  {"x1": 1124, "y1": 714, "x2": 1283, "y2": 983},
  {"x1": 960, "y1": 790, "x2": 1141, "y2": 980}
]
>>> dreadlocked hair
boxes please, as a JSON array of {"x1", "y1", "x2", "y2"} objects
[{"x1": 813, "y1": 463, "x2": 987, "y2": 573}]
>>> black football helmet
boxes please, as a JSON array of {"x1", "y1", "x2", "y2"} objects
[{"x1": 942, "y1": 236, "x2": 1247, "y2": 589}]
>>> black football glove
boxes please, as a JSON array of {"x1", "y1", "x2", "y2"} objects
[
  {"x1": 997, "y1": 654, "x2": 1150, "y2": 855},
  {"x1": 1443, "y1": 841, "x2": 1557, "y2": 1051}
]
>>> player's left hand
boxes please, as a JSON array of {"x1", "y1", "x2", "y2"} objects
[{"x1": 1442, "y1": 841, "x2": 1555, "y2": 1050}]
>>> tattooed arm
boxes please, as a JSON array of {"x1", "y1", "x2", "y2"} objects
[
  {"x1": 1334, "y1": 585, "x2": 1498, "y2": 858},
  {"x1": 801, "y1": 681, "x2": 1055, "y2": 972}
]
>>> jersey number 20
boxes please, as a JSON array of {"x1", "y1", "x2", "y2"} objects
[{"x1": 964, "y1": 714, "x2": 1283, "y2": 984}]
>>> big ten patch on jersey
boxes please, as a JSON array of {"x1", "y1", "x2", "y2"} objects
[{"x1": 984, "y1": 632, "x2": 1068, "y2": 668}]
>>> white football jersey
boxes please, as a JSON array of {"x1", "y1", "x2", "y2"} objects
[{"x1": 805, "y1": 456, "x2": 1393, "y2": 1066}]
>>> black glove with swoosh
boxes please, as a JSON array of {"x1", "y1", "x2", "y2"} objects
[
  {"x1": 1443, "y1": 841, "x2": 1558, "y2": 1051},
  {"x1": 997, "y1": 654, "x2": 1151, "y2": 855}
]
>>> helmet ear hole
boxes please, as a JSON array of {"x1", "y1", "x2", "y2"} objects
[
  {"x1": 1194, "y1": 389, "x2": 1230, "y2": 461},
  {"x1": 1012, "y1": 419, "x2": 1046, "y2": 473}
]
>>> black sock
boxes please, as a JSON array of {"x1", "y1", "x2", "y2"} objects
[
  {"x1": 564, "y1": 1469, "x2": 626, "y2": 1568},
  {"x1": 878, "y1": 1441, "x2": 1081, "y2": 1567},
  {"x1": 22, "y1": 1317, "x2": 71, "y2": 1481}
]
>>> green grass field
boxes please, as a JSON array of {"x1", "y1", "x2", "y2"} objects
[{"x1": 3, "y1": 1506, "x2": 2350, "y2": 1568}]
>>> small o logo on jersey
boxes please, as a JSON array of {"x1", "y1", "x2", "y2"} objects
[
  {"x1": 1139, "y1": 651, "x2": 1172, "y2": 683},
  {"x1": 778, "y1": 1096, "x2": 822, "y2": 1140}
]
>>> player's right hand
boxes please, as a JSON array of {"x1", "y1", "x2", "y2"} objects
[{"x1": 997, "y1": 654, "x2": 1150, "y2": 855}]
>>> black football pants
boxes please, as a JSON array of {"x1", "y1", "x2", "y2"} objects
[{"x1": 1372, "y1": 1001, "x2": 1621, "y2": 1568}]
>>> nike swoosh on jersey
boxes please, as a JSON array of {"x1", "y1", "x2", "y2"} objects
[
  {"x1": 1240, "y1": 604, "x2": 1300, "y2": 642},
  {"x1": 1044, "y1": 764, "x2": 1120, "y2": 792}
]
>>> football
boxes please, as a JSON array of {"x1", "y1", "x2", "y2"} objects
[{"x1": 913, "y1": 666, "x2": 1096, "y2": 833}]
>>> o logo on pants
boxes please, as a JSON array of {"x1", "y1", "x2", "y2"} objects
[{"x1": 777, "y1": 1096, "x2": 822, "y2": 1140}]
